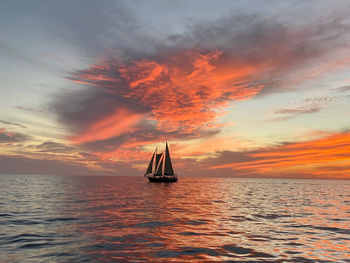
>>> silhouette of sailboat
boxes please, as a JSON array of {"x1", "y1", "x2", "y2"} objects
[{"x1": 144, "y1": 142, "x2": 178, "y2": 182}]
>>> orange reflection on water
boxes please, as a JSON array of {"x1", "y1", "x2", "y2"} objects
[
  {"x1": 4, "y1": 175, "x2": 350, "y2": 263},
  {"x1": 69, "y1": 177, "x2": 350, "y2": 262}
]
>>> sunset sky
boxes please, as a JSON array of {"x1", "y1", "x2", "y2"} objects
[{"x1": 1, "y1": 0, "x2": 349, "y2": 179}]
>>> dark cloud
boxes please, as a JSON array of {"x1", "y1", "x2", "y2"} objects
[
  {"x1": 51, "y1": 86, "x2": 150, "y2": 134},
  {"x1": 0, "y1": 129, "x2": 30, "y2": 143},
  {"x1": 0, "y1": 154, "x2": 137, "y2": 176},
  {"x1": 173, "y1": 12, "x2": 350, "y2": 94},
  {"x1": 35, "y1": 141, "x2": 75, "y2": 154}
]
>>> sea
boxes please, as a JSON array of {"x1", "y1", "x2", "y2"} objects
[{"x1": 1, "y1": 175, "x2": 349, "y2": 263}]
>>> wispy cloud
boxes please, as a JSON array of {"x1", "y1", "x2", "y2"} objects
[
  {"x1": 15, "y1": 106, "x2": 45, "y2": 113},
  {"x1": 332, "y1": 85, "x2": 350, "y2": 93},
  {"x1": 270, "y1": 86, "x2": 350, "y2": 121},
  {"x1": 0, "y1": 120, "x2": 26, "y2": 129},
  {"x1": 273, "y1": 96, "x2": 334, "y2": 116}
]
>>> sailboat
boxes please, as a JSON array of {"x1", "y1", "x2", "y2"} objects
[{"x1": 144, "y1": 142, "x2": 178, "y2": 182}]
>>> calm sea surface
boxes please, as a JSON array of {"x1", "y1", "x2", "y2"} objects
[{"x1": 1, "y1": 175, "x2": 349, "y2": 262}]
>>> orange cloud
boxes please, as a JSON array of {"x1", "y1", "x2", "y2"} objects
[
  {"x1": 209, "y1": 131, "x2": 350, "y2": 179},
  {"x1": 119, "y1": 50, "x2": 263, "y2": 132},
  {"x1": 70, "y1": 49, "x2": 266, "y2": 141},
  {"x1": 71, "y1": 108, "x2": 142, "y2": 144}
]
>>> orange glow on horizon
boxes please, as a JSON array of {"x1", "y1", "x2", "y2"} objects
[{"x1": 209, "y1": 132, "x2": 350, "y2": 179}]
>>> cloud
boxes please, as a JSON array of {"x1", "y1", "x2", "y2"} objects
[
  {"x1": 59, "y1": 47, "x2": 265, "y2": 148},
  {"x1": 51, "y1": 7, "x2": 350, "y2": 161},
  {"x1": 170, "y1": 11, "x2": 350, "y2": 94},
  {"x1": 71, "y1": 108, "x2": 143, "y2": 144},
  {"x1": 0, "y1": 120, "x2": 26, "y2": 129},
  {"x1": 35, "y1": 141, "x2": 74, "y2": 153},
  {"x1": 333, "y1": 85, "x2": 350, "y2": 93},
  {"x1": 53, "y1": 48, "x2": 258, "y2": 153},
  {"x1": 118, "y1": 50, "x2": 262, "y2": 132},
  {"x1": 273, "y1": 96, "x2": 334, "y2": 116},
  {"x1": 51, "y1": 85, "x2": 149, "y2": 134},
  {"x1": 0, "y1": 128, "x2": 30, "y2": 143},
  {"x1": 270, "y1": 86, "x2": 350, "y2": 121},
  {"x1": 201, "y1": 131, "x2": 350, "y2": 179},
  {"x1": 0, "y1": 154, "x2": 138, "y2": 176},
  {"x1": 15, "y1": 106, "x2": 45, "y2": 113},
  {"x1": 78, "y1": 120, "x2": 220, "y2": 160},
  {"x1": 0, "y1": 138, "x2": 142, "y2": 176},
  {"x1": 274, "y1": 106, "x2": 321, "y2": 115}
]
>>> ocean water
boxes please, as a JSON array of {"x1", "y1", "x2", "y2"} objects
[{"x1": 1, "y1": 175, "x2": 349, "y2": 263}]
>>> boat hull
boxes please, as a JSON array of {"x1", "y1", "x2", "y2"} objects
[{"x1": 147, "y1": 176, "x2": 178, "y2": 183}]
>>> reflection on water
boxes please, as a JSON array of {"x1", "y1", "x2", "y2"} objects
[{"x1": 1, "y1": 175, "x2": 349, "y2": 262}]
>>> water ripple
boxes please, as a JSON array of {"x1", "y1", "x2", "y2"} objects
[{"x1": 1, "y1": 175, "x2": 349, "y2": 262}]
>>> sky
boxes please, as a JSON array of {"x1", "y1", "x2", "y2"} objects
[{"x1": 0, "y1": 0, "x2": 349, "y2": 179}]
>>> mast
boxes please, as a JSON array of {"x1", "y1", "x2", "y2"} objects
[
  {"x1": 145, "y1": 151, "x2": 155, "y2": 176},
  {"x1": 155, "y1": 154, "x2": 164, "y2": 176},
  {"x1": 164, "y1": 142, "x2": 175, "y2": 176}
]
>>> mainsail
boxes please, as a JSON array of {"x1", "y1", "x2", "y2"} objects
[
  {"x1": 155, "y1": 154, "x2": 164, "y2": 176},
  {"x1": 155, "y1": 153, "x2": 163, "y2": 171},
  {"x1": 145, "y1": 151, "x2": 155, "y2": 175},
  {"x1": 164, "y1": 142, "x2": 175, "y2": 175}
]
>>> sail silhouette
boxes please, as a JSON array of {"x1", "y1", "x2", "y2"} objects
[
  {"x1": 144, "y1": 151, "x2": 155, "y2": 176},
  {"x1": 164, "y1": 142, "x2": 174, "y2": 175},
  {"x1": 144, "y1": 142, "x2": 178, "y2": 182},
  {"x1": 155, "y1": 153, "x2": 163, "y2": 171},
  {"x1": 155, "y1": 154, "x2": 164, "y2": 176}
]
